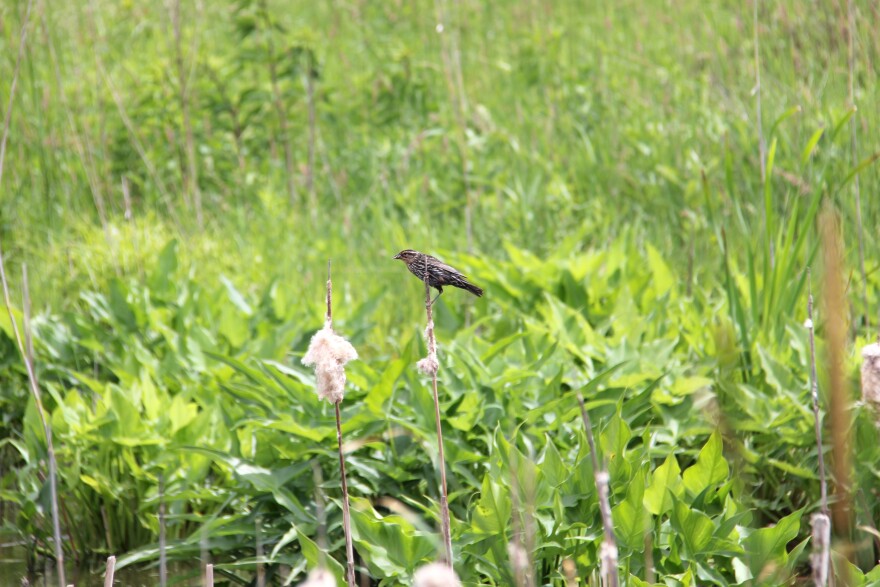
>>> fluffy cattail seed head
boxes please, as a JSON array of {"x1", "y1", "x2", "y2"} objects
[
  {"x1": 417, "y1": 320, "x2": 439, "y2": 375},
  {"x1": 862, "y1": 342, "x2": 880, "y2": 415},
  {"x1": 810, "y1": 513, "x2": 830, "y2": 586},
  {"x1": 413, "y1": 562, "x2": 461, "y2": 587},
  {"x1": 298, "y1": 568, "x2": 336, "y2": 587},
  {"x1": 302, "y1": 327, "x2": 358, "y2": 403},
  {"x1": 507, "y1": 542, "x2": 529, "y2": 572},
  {"x1": 417, "y1": 355, "x2": 439, "y2": 375}
]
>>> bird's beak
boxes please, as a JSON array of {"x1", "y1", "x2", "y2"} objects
[{"x1": 393, "y1": 253, "x2": 401, "y2": 260}]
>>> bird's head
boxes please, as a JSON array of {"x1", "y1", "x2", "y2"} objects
[{"x1": 393, "y1": 249, "x2": 419, "y2": 262}]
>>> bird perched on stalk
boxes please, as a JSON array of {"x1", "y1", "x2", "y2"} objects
[{"x1": 393, "y1": 249, "x2": 483, "y2": 305}]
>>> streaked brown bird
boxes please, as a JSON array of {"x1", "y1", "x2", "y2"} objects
[{"x1": 393, "y1": 249, "x2": 484, "y2": 305}]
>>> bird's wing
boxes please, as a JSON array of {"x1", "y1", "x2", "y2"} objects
[{"x1": 432, "y1": 260, "x2": 466, "y2": 277}]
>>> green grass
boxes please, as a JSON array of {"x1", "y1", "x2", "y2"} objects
[{"x1": 1, "y1": 0, "x2": 879, "y2": 585}]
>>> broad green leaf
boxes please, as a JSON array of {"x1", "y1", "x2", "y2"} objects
[
  {"x1": 743, "y1": 509, "x2": 802, "y2": 578},
  {"x1": 169, "y1": 394, "x2": 198, "y2": 434},
  {"x1": 298, "y1": 528, "x2": 345, "y2": 584},
  {"x1": 672, "y1": 500, "x2": 715, "y2": 558},
  {"x1": 644, "y1": 454, "x2": 682, "y2": 515},
  {"x1": 613, "y1": 471, "x2": 650, "y2": 551},
  {"x1": 682, "y1": 432, "x2": 729, "y2": 498},
  {"x1": 540, "y1": 438, "x2": 568, "y2": 488}
]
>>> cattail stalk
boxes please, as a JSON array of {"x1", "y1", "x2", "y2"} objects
[
  {"x1": 507, "y1": 447, "x2": 536, "y2": 587},
  {"x1": 811, "y1": 513, "x2": 831, "y2": 587},
  {"x1": 104, "y1": 555, "x2": 116, "y2": 587},
  {"x1": 417, "y1": 256, "x2": 454, "y2": 568},
  {"x1": 806, "y1": 269, "x2": 829, "y2": 514},
  {"x1": 413, "y1": 562, "x2": 461, "y2": 587},
  {"x1": 576, "y1": 391, "x2": 619, "y2": 587},
  {"x1": 334, "y1": 401, "x2": 356, "y2": 586},
  {"x1": 201, "y1": 525, "x2": 210, "y2": 587},
  {"x1": 820, "y1": 208, "x2": 853, "y2": 581},
  {"x1": 562, "y1": 559, "x2": 578, "y2": 587},
  {"x1": 328, "y1": 264, "x2": 356, "y2": 587},
  {"x1": 303, "y1": 262, "x2": 357, "y2": 586}
]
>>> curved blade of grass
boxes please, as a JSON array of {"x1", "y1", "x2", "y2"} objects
[
  {"x1": 800, "y1": 128, "x2": 825, "y2": 166},
  {"x1": 836, "y1": 151, "x2": 880, "y2": 195},
  {"x1": 829, "y1": 107, "x2": 856, "y2": 144},
  {"x1": 768, "y1": 105, "x2": 801, "y2": 138}
]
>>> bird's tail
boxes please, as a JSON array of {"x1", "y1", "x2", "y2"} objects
[{"x1": 463, "y1": 281, "x2": 484, "y2": 297}]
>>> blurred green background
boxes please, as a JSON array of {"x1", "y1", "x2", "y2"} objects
[{"x1": 1, "y1": 0, "x2": 878, "y2": 584}]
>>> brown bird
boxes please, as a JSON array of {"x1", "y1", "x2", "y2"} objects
[{"x1": 393, "y1": 249, "x2": 484, "y2": 305}]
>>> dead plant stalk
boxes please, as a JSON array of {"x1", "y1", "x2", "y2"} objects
[
  {"x1": 306, "y1": 261, "x2": 356, "y2": 586},
  {"x1": 420, "y1": 257, "x2": 454, "y2": 567}
]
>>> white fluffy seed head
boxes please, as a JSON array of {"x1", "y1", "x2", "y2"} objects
[
  {"x1": 418, "y1": 319, "x2": 439, "y2": 375},
  {"x1": 413, "y1": 563, "x2": 461, "y2": 587},
  {"x1": 298, "y1": 568, "x2": 336, "y2": 587},
  {"x1": 507, "y1": 542, "x2": 529, "y2": 571},
  {"x1": 417, "y1": 353, "x2": 439, "y2": 375},
  {"x1": 861, "y1": 342, "x2": 880, "y2": 412},
  {"x1": 302, "y1": 327, "x2": 358, "y2": 403}
]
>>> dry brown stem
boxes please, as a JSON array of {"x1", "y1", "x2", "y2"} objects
[{"x1": 420, "y1": 257, "x2": 454, "y2": 567}]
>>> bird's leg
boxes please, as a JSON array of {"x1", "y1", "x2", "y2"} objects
[{"x1": 428, "y1": 289, "x2": 443, "y2": 307}]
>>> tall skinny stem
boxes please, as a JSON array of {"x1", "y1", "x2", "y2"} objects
[
  {"x1": 806, "y1": 268, "x2": 829, "y2": 515},
  {"x1": 423, "y1": 257, "x2": 453, "y2": 567},
  {"x1": 327, "y1": 260, "x2": 355, "y2": 586},
  {"x1": 335, "y1": 402, "x2": 356, "y2": 586}
]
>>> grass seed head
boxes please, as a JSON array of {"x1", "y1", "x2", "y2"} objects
[
  {"x1": 413, "y1": 562, "x2": 461, "y2": 587},
  {"x1": 302, "y1": 327, "x2": 358, "y2": 403}
]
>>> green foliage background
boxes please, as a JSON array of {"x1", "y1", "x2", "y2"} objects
[{"x1": 0, "y1": 0, "x2": 879, "y2": 584}]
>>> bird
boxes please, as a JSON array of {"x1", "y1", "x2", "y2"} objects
[{"x1": 393, "y1": 249, "x2": 483, "y2": 305}]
